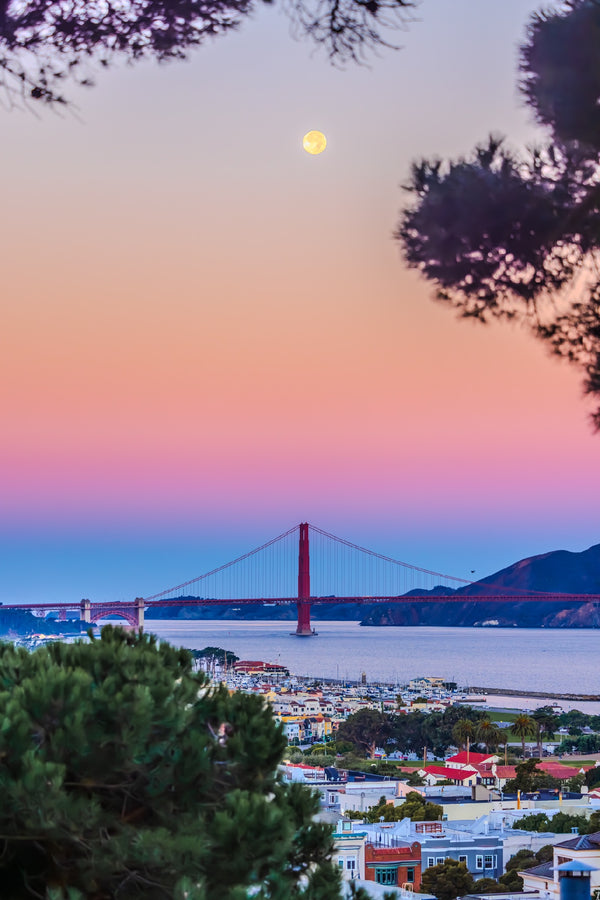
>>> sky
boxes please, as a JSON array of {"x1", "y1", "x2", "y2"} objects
[{"x1": 1, "y1": 0, "x2": 598, "y2": 604}]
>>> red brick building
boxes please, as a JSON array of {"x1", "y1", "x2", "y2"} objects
[{"x1": 364, "y1": 840, "x2": 422, "y2": 889}]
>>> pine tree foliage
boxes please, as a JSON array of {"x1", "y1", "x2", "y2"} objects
[
  {"x1": 0, "y1": 0, "x2": 416, "y2": 107},
  {"x1": 395, "y1": 0, "x2": 600, "y2": 430},
  {"x1": 0, "y1": 627, "x2": 348, "y2": 900},
  {"x1": 421, "y1": 859, "x2": 474, "y2": 900}
]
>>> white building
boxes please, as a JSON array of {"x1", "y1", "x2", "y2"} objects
[
  {"x1": 520, "y1": 831, "x2": 600, "y2": 899},
  {"x1": 333, "y1": 819, "x2": 368, "y2": 881}
]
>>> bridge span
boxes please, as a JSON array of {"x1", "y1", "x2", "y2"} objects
[{"x1": 4, "y1": 523, "x2": 599, "y2": 634}]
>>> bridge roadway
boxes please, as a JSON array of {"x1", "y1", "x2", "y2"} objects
[{"x1": 2, "y1": 593, "x2": 600, "y2": 612}]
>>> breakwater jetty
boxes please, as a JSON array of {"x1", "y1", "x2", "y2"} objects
[{"x1": 467, "y1": 686, "x2": 600, "y2": 702}]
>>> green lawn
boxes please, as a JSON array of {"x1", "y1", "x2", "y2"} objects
[{"x1": 556, "y1": 759, "x2": 596, "y2": 767}]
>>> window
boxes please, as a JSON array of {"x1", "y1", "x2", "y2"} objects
[
  {"x1": 436, "y1": 857, "x2": 445, "y2": 866},
  {"x1": 347, "y1": 859, "x2": 356, "y2": 870},
  {"x1": 458, "y1": 856, "x2": 467, "y2": 865},
  {"x1": 375, "y1": 868, "x2": 397, "y2": 885},
  {"x1": 476, "y1": 856, "x2": 484, "y2": 870},
  {"x1": 427, "y1": 858, "x2": 435, "y2": 868},
  {"x1": 405, "y1": 868, "x2": 415, "y2": 883},
  {"x1": 484, "y1": 855, "x2": 495, "y2": 870},
  {"x1": 337, "y1": 860, "x2": 344, "y2": 869}
]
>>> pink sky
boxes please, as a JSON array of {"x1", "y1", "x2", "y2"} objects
[{"x1": 1, "y1": 0, "x2": 597, "y2": 602}]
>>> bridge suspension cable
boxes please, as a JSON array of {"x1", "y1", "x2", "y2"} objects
[
  {"x1": 308, "y1": 524, "x2": 473, "y2": 587},
  {"x1": 143, "y1": 524, "x2": 299, "y2": 602}
]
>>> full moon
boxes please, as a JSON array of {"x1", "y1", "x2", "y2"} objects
[{"x1": 303, "y1": 130, "x2": 327, "y2": 155}]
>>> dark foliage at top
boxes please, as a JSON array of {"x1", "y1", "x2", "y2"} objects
[
  {"x1": 520, "y1": 1, "x2": 600, "y2": 149},
  {"x1": 0, "y1": 0, "x2": 416, "y2": 106},
  {"x1": 395, "y1": 0, "x2": 600, "y2": 430}
]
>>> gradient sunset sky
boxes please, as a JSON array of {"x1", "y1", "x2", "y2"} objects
[{"x1": 2, "y1": 0, "x2": 597, "y2": 604}]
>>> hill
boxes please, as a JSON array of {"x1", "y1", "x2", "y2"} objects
[{"x1": 362, "y1": 543, "x2": 600, "y2": 628}]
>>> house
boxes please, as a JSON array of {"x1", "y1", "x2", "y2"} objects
[
  {"x1": 536, "y1": 761, "x2": 587, "y2": 782},
  {"x1": 445, "y1": 810, "x2": 572, "y2": 871},
  {"x1": 279, "y1": 716, "x2": 302, "y2": 742},
  {"x1": 333, "y1": 820, "x2": 368, "y2": 881},
  {"x1": 352, "y1": 818, "x2": 504, "y2": 881},
  {"x1": 471, "y1": 764, "x2": 517, "y2": 790},
  {"x1": 329, "y1": 779, "x2": 400, "y2": 814},
  {"x1": 364, "y1": 839, "x2": 422, "y2": 889},
  {"x1": 520, "y1": 831, "x2": 600, "y2": 899},
  {"x1": 303, "y1": 715, "x2": 331, "y2": 741},
  {"x1": 419, "y1": 765, "x2": 479, "y2": 786},
  {"x1": 280, "y1": 762, "x2": 326, "y2": 783},
  {"x1": 445, "y1": 751, "x2": 500, "y2": 770}
]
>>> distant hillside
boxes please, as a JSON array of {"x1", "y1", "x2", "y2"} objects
[
  {"x1": 455, "y1": 543, "x2": 600, "y2": 596},
  {"x1": 362, "y1": 543, "x2": 600, "y2": 628},
  {"x1": 145, "y1": 543, "x2": 600, "y2": 628}
]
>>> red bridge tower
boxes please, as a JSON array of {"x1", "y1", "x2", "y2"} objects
[{"x1": 296, "y1": 522, "x2": 314, "y2": 635}]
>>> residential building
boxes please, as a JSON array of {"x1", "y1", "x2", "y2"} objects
[
  {"x1": 520, "y1": 831, "x2": 600, "y2": 900},
  {"x1": 419, "y1": 765, "x2": 479, "y2": 787},
  {"x1": 364, "y1": 840, "x2": 422, "y2": 889},
  {"x1": 333, "y1": 820, "x2": 368, "y2": 881},
  {"x1": 445, "y1": 752, "x2": 500, "y2": 770},
  {"x1": 351, "y1": 818, "x2": 504, "y2": 881}
]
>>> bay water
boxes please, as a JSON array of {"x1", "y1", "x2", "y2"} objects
[{"x1": 145, "y1": 620, "x2": 600, "y2": 713}]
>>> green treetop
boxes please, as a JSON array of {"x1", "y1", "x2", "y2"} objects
[
  {"x1": 421, "y1": 859, "x2": 474, "y2": 900},
  {"x1": 360, "y1": 791, "x2": 442, "y2": 824},
  {"x1": 0, "y1": 626, "x2": 359, "y2": 900},
  {"x1": 336, "y1": 708, "x2": 393, "y2": 759}
]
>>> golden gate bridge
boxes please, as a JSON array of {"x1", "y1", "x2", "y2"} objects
[{"x1": 3, "y1": 523, "x2": 599, "y2": 632}]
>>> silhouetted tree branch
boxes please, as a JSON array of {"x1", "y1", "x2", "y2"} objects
[
  {"x1": 285, "y1": 0, "x2": 417, "y2": 63},
  {"x1": 0, "y1": 0, "x2": 417, "y2": 107},
  {"x1": 395, "y1": 0, "x2": 600, "y2": 430}
]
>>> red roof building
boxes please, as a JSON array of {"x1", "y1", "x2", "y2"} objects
[
  {"x1": 536, "y1": 762, "x2": 584, "y2": 781},
  {"x1": 420, "y1": 765, "x2": 478, "y2": 784},
  {"x1": 445, "y1": 751, "x2": 499, "y2": 768},
  {"x1": 364, "y1": 840, "x2": 422, "y2": 890},
  {"x1": 233, "y1": 660, "x2": 289, "y2": 675}
]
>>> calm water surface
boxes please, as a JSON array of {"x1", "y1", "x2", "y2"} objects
[{"x1": 145, "y1": 620, "x2": 600, "y2": 711}]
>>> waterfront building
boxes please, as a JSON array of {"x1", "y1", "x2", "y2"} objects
[
  {"x1": 232, "y1": 660, "x2": 290, "y2": 676},
  {"x1": 408, "y1": 677, "x2": 447, "y2": 692}
]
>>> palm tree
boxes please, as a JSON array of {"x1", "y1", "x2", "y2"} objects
[
  {"x1": 452, "y1": 719, "x2": 476, "y2": 752},
  {"x1": 512, "y1": 714, "x2": 537, "y2": 760},
  {"x1": 531, "y1": 707, "x2": 559, "y2": 758},
  {"x1": 476, "y1": 719, "x2": 502, "y2": 754}
]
